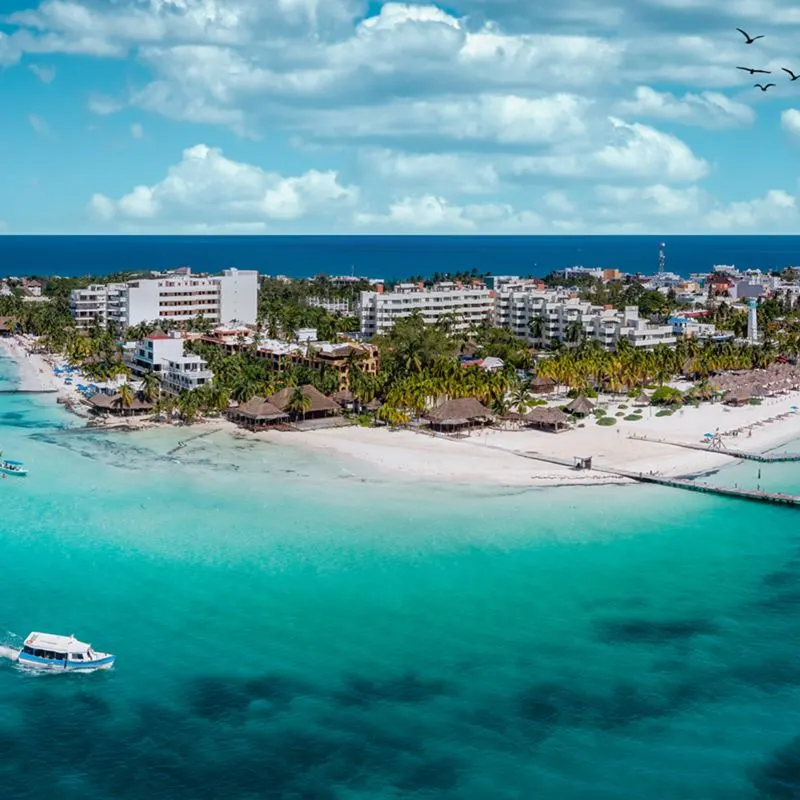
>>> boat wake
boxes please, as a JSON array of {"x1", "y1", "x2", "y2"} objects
[{"x1": 0, "y1": 645, "x2": 20, "y2": 662}]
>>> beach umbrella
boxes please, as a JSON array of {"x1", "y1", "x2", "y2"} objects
[{"x1": 704, "y1": 433, "x2": 714, "y2": 438}]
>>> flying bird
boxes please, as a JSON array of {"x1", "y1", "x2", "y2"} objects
[
  {"x1": 737, "y1": 28, "x2": 765, "y2": 43},
  {"x1": 782, "y1": 67, "x2": 800, "y2": 80},
  {"x1": 754, "y1": 82, "x2": 775, "y2": 91},
  {"x1": 737, "y1": 66, "x2": 771, "y2": 74}
]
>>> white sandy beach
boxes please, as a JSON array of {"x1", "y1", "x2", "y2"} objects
[
  {"x1": 4, "y1": 333, "x2": 800, "y2": 487},
  {"x1": 255, "y1": 394, "x2": 800, "y2": 487},
  {"x1": 0, "y1": 336, "x2": 61, "y2": 393}
]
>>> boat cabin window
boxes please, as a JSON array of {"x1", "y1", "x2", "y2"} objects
[{"x1": 22, "y1": 646, "x2": 66, "y2": 660}]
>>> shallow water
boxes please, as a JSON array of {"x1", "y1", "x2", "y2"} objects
[{"x1": 1, "y1": 351, "x2": 800, "y2": 798}]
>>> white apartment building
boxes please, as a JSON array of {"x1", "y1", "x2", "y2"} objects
[
  {"x1": 69, "y1": 283, "x2": 127, "y2": 328},
  {"x1": 125, "y1": 268, "x2": 258, "y2": 327},
  {"x1": 306, "y1": 297, "x2": 352, "y2": 315},
  {"x1": 125, "y1": 330, "x2": 186, "y2": 377},
  {"x1": 70, "y1": 269, "x2": 259, "y2": 329},
  {"x1": 161, "y1": 355, "x2": 214, "y2": 396},
  {"x1": 616, "y1": 307, "x2": 677, "y2": 348},
  {"x1": 495, "y1": 282, "x2": 676, "y2": 350},
  {"x1": 357, "y1": 282, "x2": 494, "y2": 337}
]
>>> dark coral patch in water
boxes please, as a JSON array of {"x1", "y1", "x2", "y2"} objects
[
  {"x1": 332, "y1": 670, "x2": 457, "y2": 707},
  {"x1": 595, "y1": 617, "x2": 718, "y2": 644},
  {"x1": 4, "y1": 670, "x2": 465, "y2": 798},
  {"x1": 752, "y1": 734, "x2": 800, "y2": 798},
  {"x1": 516, "y1": 678, "x2": 707, "y2": 738}
]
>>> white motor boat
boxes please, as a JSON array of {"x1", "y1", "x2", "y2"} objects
[{"x1": 17, "y1": 631, "x2": 115, "y2": 671}]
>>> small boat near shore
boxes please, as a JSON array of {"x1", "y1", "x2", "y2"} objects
[
  {"x1": 17, "y1": 632, "x2": 115, "y2": 671},
  {"x1": 0, "y1": 459, "x2": 27, "y2": 476}
]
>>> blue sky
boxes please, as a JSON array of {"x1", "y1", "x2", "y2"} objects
[{"x1": 2, "y1": 0, "x2": 800, "y2": 233}]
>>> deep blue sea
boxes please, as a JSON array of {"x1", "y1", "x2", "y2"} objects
[
  {"x1": 3, "y1": 235, "x2": 800, "y2": 280},
  {"x1": 3, "y1": 350, "x2": 800, "y2": 797}
]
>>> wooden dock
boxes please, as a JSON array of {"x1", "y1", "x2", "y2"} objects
[
  {"x1": 514, "y1": 450, "x2": 800, "y2": 509},
  {"x1": 627, "y1": 434, "x2": 800, "y2": 463},
  {"x1": 608, "y1": 468, "x2": 800, "y2": 508}
]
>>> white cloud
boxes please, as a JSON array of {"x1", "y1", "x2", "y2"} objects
[
  {"x1": 781, "y1": 108, "x2": 800, "y2": 136},
  {"x1": 308, "y1": 93, "x2": 590, "y2": 145},
  {"x1": 130, "y1": 122, "x2": 144, "y2": 138},
  {"x1": 616, "y1": 86, "x2": 754, "y2": 127},
  {"x1": 27, "y1": 113, "x2": 52, "y2": 137},
  {"x1": 88, "y1": 94, "x2": 124, "y2": 115},
  {"x1": 542, "y1": 190, "x2": 575, "y2": 214},
  {"x1": 89, "y1": 143, "x2": 358, "y2": 227},
  {"x1": 512, "y1": 117, "x2": 708, "y2": 181},
  {"x1": 360, "y1": 149, "x2": 500, "y2": 193},
  {"x1": 28, "y1": 62, "x2": 55, "y2": 82},
  {"x1": 354, "y1": 194, "x2": 550, "y2": 231},
  {"x1": 595, "y1": 184, "x2": 705, "y2": 216},
  {"x1": 591, "y1": 182, "x2": 800, "y2": 232},
  {"x1": 705, "y1": 189, "x2": 798, "y2": 231}
]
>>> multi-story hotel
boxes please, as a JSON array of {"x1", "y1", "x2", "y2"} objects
[
  {"x1": 357, "y1": 282, "x2": 494, "y2": 338},
  {"x1": 69, "y1": 283, "x2": 127, "y2": 328},
  {"x1": 494, "y1": 280, "x2": 676, "y2": 350},
  {"x1": 70, "y1": 269, "x2": 258, "y2": 329}
]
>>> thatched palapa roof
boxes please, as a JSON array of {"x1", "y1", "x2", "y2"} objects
[
  {"x1": 268, "y1": 384, "x2": 340, "y2": 414},
  {"x1": 633, "y1": 390, "x2": 651, "y2": 406},
  {"x1": 364, "y1": 398, "x2": 382, "y2": 412},
  {"x1": 332, "y1": 389, "x2": 356, "y2": 405},
  {"x1": 722, "y1": 386, "x2": 752, "y2": 405},
  {"x1": 566, "y1": 395, "x2": 595, "y2": 415},
  {"x1": 525, "y1": 407, "x2": 571, "y2": 429},
  {"x1": 529, "y1": 376, "x2": 557, "y2": 391},
  {"x1": 234, "y1": 396, "x2": 288, "y2": 421},
  {"x1": 88, "y1": 392, "x2": 154, "y2": 412},
  {"x1": 425, "y1": 397, "x2": 493, "y2": 424}
]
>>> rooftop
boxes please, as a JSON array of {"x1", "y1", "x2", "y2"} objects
[{"x1": 25, "y1": 631, "x2": 92, "y2": 654}]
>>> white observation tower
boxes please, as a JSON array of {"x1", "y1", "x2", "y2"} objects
[{"x1": 747, "y1": 298, "x2": 759, "y2": 343}]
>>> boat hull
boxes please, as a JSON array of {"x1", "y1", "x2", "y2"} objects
[{"x1": 17, "y1": 653, "x2": 115, "y2": 671}]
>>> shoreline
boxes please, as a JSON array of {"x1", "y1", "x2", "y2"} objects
[{"x1": 4, "y1": 334, "x2": 800, "y2": 488}]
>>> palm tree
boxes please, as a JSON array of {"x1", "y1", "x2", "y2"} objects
[
  {"x1": 508, "y1": 383, "x2": 532, "y2": 414},
  {"x1": 176, "y1": 390, "x2": 199, "y2": 424},
  {"x1": 528, "y1": 315, "x2": 546, "y2": 344},
  {"x1": 286, "y1": 386, "x2": 312, "y2": 420},
  {"x1": 140, "y1": 370, "x2": 161, "y2": 402},
  {"x1": 116, "y1": 383, "x2": 135, "y2": 416}
]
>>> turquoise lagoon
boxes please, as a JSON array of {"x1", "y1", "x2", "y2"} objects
[{"x1": 1, "y1": 351, "x2": 800, "y2": 799}]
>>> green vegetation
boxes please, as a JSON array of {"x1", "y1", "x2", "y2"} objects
[
  {"x1": 624, "y1": 414, "x2": 643, "y2": 421},
  {"x1": 536, "y1": 339, "x2": 778, "y2": 394},
  {"x1": 597, "y1": 416, "x2": 617, "y2": 426},
  {"x1": 655, "y1": 409, "x2": 673, "y2": 417},
  {"x1": 650, "y1": 386, "x2": 684, "y2": 406}
]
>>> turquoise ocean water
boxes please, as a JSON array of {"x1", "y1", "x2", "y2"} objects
[{"x1": 1, "y1": 350, "x2": 800, "y2": 798}]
